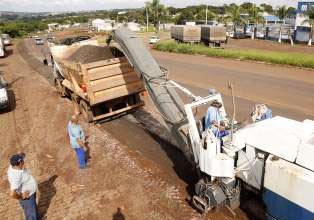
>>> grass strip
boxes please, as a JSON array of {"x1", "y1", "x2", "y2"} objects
[{"x1": 154, "y1": 40, "x2": 314, "y2": 69}]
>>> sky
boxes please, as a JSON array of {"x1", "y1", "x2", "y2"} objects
[{"x1": 0, "y1": 0, "x2": 298, "y2": 12}]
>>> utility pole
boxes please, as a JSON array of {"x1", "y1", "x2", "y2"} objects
[
  {"x1": 205, "y1": 3, "x2": 208, "y2": 25},
  {"x1": 146, "y1": 7, "x2": 149, "y2": 31}
]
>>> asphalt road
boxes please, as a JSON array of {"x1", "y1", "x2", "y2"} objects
[{"x1": 151, "y1": 50, "x2": 314, "y2": 122}]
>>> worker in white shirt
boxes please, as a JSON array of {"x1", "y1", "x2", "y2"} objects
[{"x1": 7, "y1": 153, "x2": 39, "y2": 220}]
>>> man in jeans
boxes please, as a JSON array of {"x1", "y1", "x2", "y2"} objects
[
  {"x1": 68, "y1": 114, "x2": 87, "y2": 169},
  {"x1": 7, "y1": 153, "x2": 39, "y2": 220}
]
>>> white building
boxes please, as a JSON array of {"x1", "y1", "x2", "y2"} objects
[
  {"x1": 295, "y1": 1, "x2": 314, "y2": 28},
  {"x1": 295, "y1": 1, "x2": 314, "y2": 42},
  {"x1": 127, "y1": 22, "x2": 140, "y2": 32},
  {"x1": 48, "y1": 23, "x2": 60, "y2": 32},
  {"x1": 91, "y1": 19, "x2": 114, "y2": 32}
]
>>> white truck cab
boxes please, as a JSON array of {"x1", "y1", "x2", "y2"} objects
[
  {"x1": 0, "y1": 76, "x2": 9, "y2": 110},
  {"x1": 0, "y1": 38, "x2": 5, "y2": 58}
]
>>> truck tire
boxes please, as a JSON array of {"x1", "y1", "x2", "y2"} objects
[
  {"x1": 71, "y1": 94, "x2": 80, "y2": 115},
  {"x1": 79, "y1": 100, "x2": 93, "y2": 123}
]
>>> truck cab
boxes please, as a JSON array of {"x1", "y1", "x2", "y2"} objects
[
  {"x1": 1, "y1": 34, "x2": 11, "y2": 46},
  {"x1": 0, "y1": 38, "x2": 5, "y2": 58},
  {"x1": 0, "y1": 76, "x2": 9, "y2": 110}
]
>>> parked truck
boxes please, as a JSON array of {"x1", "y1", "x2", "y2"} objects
[
  {"x1": 1, "y1": 34, "x2": 11, "y2": 46},
  {"x1": 0, "y1": 37, "x2": 5, "y2": 58},
  {"x1": 171, "y1": 25, "x2": 201, "y2": 43},
  {"x1": 201, "y1": 25, "x2": 227, "y2": 47},
  {"x1": 49, "y1": 39, "x2": 145, "y2": 122}
]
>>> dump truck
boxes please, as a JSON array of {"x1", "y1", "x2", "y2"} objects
[
  {"x1": 49, "y1": 39, "x2": 145, "y2": 122},
  {"x1": 170, "y1": 25, "x2": 201, "y2": 43},
  {"x1": 201, "y1": 25, "x2": 227, "y2": 47}
]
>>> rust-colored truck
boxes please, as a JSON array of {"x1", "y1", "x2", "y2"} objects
[{"x1": 49, "y1": 39, "x2": 145, "y2": 122}]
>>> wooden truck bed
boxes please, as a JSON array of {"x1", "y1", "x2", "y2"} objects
[{"x1": 51, "y1": 41, "x2": 145, "y2": 121}]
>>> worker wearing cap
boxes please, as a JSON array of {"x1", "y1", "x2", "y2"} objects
[
  {"x1": 68, "y1": 115, "x2": 87, "y2": 169},
  {"x1": 205, "y1": 101, "x2": 223, "y2": 132},
  {"x1": 205, "y1": 101, "x2": 229, "y2": 147},
  {"x1": 7, "y1": 153, "x2": 39, "y2": 220}
]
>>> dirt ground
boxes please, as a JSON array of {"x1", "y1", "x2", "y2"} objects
[
  {"x1": 225, "y1": 38, "x2": 314, "y2": 54},
  {"x1": 0, "y1": 40, "x2": 249, "y2": 220},
  {"x1": 0, "y1": 43, "x2": 196, "y2": 220},
  {"x1": 141, "y1": 31, "x2": 314, "y2": 54}
]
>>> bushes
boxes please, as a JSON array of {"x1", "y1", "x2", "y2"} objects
[
  {"x1": 0, "y1": 21, "x2": 48, "y2": 38},
  {"x1": 154, "y1": 41, "x2": 314, "y2": 69}
]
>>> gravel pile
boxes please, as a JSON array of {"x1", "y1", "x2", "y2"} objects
[{"x1": 67, "y1": 45, "x2": 115, "y2": 64}]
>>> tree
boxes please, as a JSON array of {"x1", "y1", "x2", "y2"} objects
[
  {"x1": 277, "y1": 6, "x2": 289, "y2": 43},
  {"x1": 196, "y1": 9, "x2": 215, "y2": 21},
  {"x1": 260, "y1": 3, "x2": 273, "y2": 14},
  {"x1": 241, "y1": 2, "x2": 253, "y2": 12},
  {"x1": 146, "y1": 0, "x2": 166, "y2": 31},
  {"x1": 225, "y1": 5, "x2": 246, "y2": 38},
  {"x1": 248, "y1": 4, "x2": 264, "y2": 39},
  {"x1": 175, "y1": 9, "x2": 194, "y2": 24},
  {"x1": 302, "y1": 6, "x2": 314, "y2": 46}
]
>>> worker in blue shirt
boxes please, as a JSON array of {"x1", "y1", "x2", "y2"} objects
[
  {"x1": 205, "y1": 100, "x2": 229, "y2": 139},
  {"x1": 67, "y1": 115, "x2": 86, "y2": 169}
]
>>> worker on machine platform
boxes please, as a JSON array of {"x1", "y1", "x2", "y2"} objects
[{"x1": 204, "y1": 100, "x2": 229, "y2": 140}]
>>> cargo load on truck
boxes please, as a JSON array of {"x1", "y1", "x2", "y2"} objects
[
  {"x1": 201, "y1": 25, "x2": 227, "y2": 47},
  {"x1": 49, "y1": 39, "x2": 145, "y2": 122},
  {"x1": 170, "y1": 25, "x2": 201, "y2": 43}
]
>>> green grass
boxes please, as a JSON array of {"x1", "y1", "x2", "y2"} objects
[{"x1": 154, "y1": 40, "x2": 314, "y2": 69}]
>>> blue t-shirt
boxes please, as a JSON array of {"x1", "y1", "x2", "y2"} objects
[
  {"x1": 67, "y1": 121, "x2": 85, "y2": 149},
  {"x1": 205, "y1": 106, "x2": 221, "y2": 131}
]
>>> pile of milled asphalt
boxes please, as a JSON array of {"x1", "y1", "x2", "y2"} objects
[{"x1": 67, "y1": 45, "x2": 114, "y2": 64}]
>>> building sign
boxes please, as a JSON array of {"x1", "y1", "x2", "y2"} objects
[{"x1": 297, "y1": 1, "x2": 314, "y2": 13}]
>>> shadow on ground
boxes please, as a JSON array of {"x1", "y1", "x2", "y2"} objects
[
  {"x1": 38, "y1": 175, "x2": 58, "y2": 219},
  {"x1": 112, "y1": 207, "x2": 126, "y2": 220}
]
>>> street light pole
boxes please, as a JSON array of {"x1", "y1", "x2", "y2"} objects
[
  {"x1": 205, "y1": 3, "x2": 208, "y2": 25},
  {"x1": 146, "y1": 7, "x2": 149, "y2": 31}
]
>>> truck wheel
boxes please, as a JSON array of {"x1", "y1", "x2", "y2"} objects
[
  {"x1": 54, "y1": 79, "x2": 66, "y2": 97},
  {"x1": 71, "y1": 94, "x2": 80, "y2": 115},
  {"x1": 79, "y1": 100, "x2": 93, "y2": 123}
]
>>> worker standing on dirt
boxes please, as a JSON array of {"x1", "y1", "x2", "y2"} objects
[
  {"x1": 7, "y1": 153, "x2": 39, "y2": 220},
  {"x1": 68, "y1": 115, "x2": 87, "y2": 169}
]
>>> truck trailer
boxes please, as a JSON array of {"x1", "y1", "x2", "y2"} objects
[
  {"x1": 170, "y1": 25, "x2": 201, "y2": 43},
  {"x1": 200, "y1": 25, "x2": 227, "y2": 47}
]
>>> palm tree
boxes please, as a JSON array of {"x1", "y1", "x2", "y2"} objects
[
  {"x1": 146, "y1": 0, "x2": 166, "y2": 32},
  {"x1": 277, "y1": 6, "x2": 289, "y2": 43},
  {"x1": 248, "y1": 4, "x2": 264, "y2": 39},
  {"x1": 302, "y1": 6, "x2": 314, "y2": 46},
  {"x1": 225, "y1": 5, "x2": 246, "y2": 38}
]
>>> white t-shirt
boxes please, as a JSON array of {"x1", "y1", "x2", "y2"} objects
[{"x1": 7, "y1": 166, "x2": 37, "y2": 196}]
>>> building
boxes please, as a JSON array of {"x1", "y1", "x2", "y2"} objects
[
  {"x1": 263, "y1": 15, "x2": 284, "y2": 26},
  {"x1": 48, "y1": 23, "x2": 60, "y2": 32},
  {"x1": 127, "y1": 22, "x2": 140, "y2": 32},
  {"x1": 295, "y1": 1, "x2": 314, "y2": 27},
  {"x1": 91, "y1": 19, "x2": 114, "y2": 32},
  {"x1": 295, "y1": 1, "x2": 314, "y2": 42}
]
